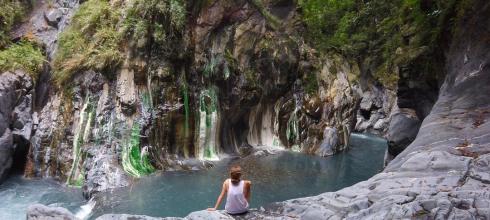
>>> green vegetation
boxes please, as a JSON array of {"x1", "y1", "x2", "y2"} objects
[
  {"x1": 53, "y1": 0, "x2": 123, "y2": 87},
  {"x1": 0, "y1": 0, "x2": 30, "y2": 48},
  {"x1": 0, "y1": 40, "x2": 45, "y2": 80},
  {"x1": 0, "y1": 1, "x2": 44, "y2": 80},
  {"x1": 122, "y1": 122, "x2": 155, "y2": 177},
  {"x1": 297, "y1": 0, "x2": 462, "y2": 88},
  {"x1": 304, "y1": 72, "x2": 319, "y2": 95},
  {"x1": 53, "y1": 0, "x2": 187, "y2": 87},
  {"x1": 122, "y1": 0, "x2": 186, "y2": 53}
]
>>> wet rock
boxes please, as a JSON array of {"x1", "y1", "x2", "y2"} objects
[
  {"x1": 26, "y1": 204, "x2": 75, "y2": 220},
  {"x1": 315, "y1": 127, "x2": 337, "y2": 157},
  {"x1": 237, "y1": 143, "x2": 254, "y2": 157},
  {"x1": 83, "y1": 144, "x2": 130, "y2": 199},
  {"x1": 0, "y1": 129, "x2": 14, "y2": 182}
]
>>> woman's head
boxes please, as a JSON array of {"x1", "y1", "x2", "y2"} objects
[{"x1": 229, "y1": 165, "x2": 242, "y2": 185}]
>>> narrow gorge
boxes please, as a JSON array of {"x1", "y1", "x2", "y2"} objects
[{"x1": 0, "y1": 0, "x2": 488, "y2": 219}]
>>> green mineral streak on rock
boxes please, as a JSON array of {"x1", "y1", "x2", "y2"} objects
[
  {"x1": 67, "y1": 95, "x2": 94, "y2": 186},
  {"x1": 141, "y1": 91, "x2": 152, "y2": 109},
  {"x1": 122, "y1": 123, "x2": 155, "y2": 177},
  {"x1": 203, "y1": 55, "x2": 219, "y2": 78},
  {"x1": 197, "y1": 87, "x2": 219, "y2": 161},
  {"x1": 180, "y1": 80, "x2": 191, "y2": 158}
]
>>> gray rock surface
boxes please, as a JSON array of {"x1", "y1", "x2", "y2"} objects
[
  {"x1": 355, "y1": 86, "x2": 396, "y2": 135},
  {"x1": 250, "y1": 1, "x2": 490, "y2": 219},
  {"x1": 315, "y1": 127, "x2": 337, "y2": 157},
  {"x1": 26, "y1": 204, "x2": 75, "y2": 220},
  {"x1": 185, "y1": 210, "x2": 234, "y2": 220},
  {"x1": 386, "y1": 107, "x2": 421, "y2": 161},
  {"x1": 0, "y1": 70, "x2": 33, "y2": 183},
  {"x1": 44, "y1": 8, "x2": 63, "y2": 27},
  {"x1": 13, "y1": 0, "x2": 79, "y2": 58},
  {"x1": 96, "y1": 214, "x2": 181, "y2": 220}
]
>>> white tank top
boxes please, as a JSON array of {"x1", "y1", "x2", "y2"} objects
[{"x1": 225, "y1": 179, "x2": 249, "y2": 214}]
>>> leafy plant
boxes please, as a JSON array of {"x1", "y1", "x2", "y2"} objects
[
  {"x1": 0, "y1": 40, "x2": 45, "y2": 80},
  {"x1": 0, "y1": 0, "x2": 30, "y2": 48}
]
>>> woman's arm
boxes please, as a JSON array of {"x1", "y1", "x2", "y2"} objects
[
  {"x1": 244, "y1": 180, "x2": 252, "y2": 202},
  {"x1": 207, "y1": 180, "x2": 228, "y2": 211}
]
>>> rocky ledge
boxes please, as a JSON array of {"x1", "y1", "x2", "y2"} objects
[
  {"x1": 252, "y1": 1, "x2": 490, "y2": 219},
  {"x1": 16, "y1": 0, "x2": 490, "y2": 219},
  {"x1": 28, "y1": 1, "x2": 490, "y2": 219}
]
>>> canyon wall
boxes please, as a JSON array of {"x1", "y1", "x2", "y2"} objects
[
  {"x1": 0, "y1": 0, "x2": 362, "y2": 196},
  {"x1": 253, "y1": 0, "x2": 490, "y2": 218},
  {"x1": 0, "y1": 3, "x2": 486, "y2": 219}
]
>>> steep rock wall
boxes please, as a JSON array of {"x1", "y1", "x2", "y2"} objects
[
  {"x1": 253, "y1": 1, "x2": 490, "y2": 218},
  {"x1": 5, "y1": 0, "x2": 362, "y2": 194},
  {"x1": 0, "y1": 70, "x2": 33, "y2": 182}
]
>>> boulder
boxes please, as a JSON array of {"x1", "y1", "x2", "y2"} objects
[
  {"x1": 386, "y1": 108, "x2": 420, "y2": 158},
  {"x1": 82, "y1": 145, "x2": 130, "y2": 199},
  {"x1": 44, "y1": 9, "x2": 63, "y2": 27},
  {"x1": 26, "y1": 204, "x2": 75, "y2": 220},
  {"x1": 315, "y1": 127, "x2": 337, "y2": 157}
]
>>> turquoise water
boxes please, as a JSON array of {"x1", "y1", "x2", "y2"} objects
[{"x1": 0, "y1": 133, "x2": 386, "y2": 219}]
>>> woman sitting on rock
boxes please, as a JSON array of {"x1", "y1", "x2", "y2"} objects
[{"x1": 207, "y1": 164, "x2": 251, "y2": 215}]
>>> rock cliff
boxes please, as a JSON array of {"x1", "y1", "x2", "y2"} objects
[{"x1": 1, "y1": 0, "x2": 489, "y2": 219}]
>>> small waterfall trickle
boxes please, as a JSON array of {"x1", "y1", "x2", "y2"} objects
[
  {"x1": 75, "y1": 198, "x2": 96, "y2": 220},
  {"x1": 286, "y1": 94, "x2": 301, "y2": 151},
  {"x1": 181, "y1": 83, "x2": 191, "y2": 158},
  {"x1": 196, "y1": 88, "x2": 220, "y2": 161}
]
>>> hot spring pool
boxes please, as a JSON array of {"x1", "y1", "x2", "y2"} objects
[{"x1": 0, "y1": 133, "x2": 387, "y2": 219}]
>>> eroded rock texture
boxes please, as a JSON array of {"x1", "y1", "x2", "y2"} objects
[
  {"x1": 251, "y1": 1, "x2": 490, "y2": 219},
  {"x1": 0, "y1": 70, "x2": 33, "y2": 183},
  {"x1": 17, "y1": 0, "x2": 362, "y2": 196}
]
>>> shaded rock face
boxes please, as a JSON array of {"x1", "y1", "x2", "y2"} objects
[
  {"x1": 0, "y1": 70, "x2": 33, "y2": 183},
  {"x1": 27, "y1": 70, "x2": 132, "y2": 196},
  {"x1": 355, "y1": 86, "x2": 396, "y2": 135},
  {"x1": 385, "y1": 107, "x2": 421, "y2": 163},
  {"x1": 249, "y1": 1, "x2": 490, "y2": 218}
]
